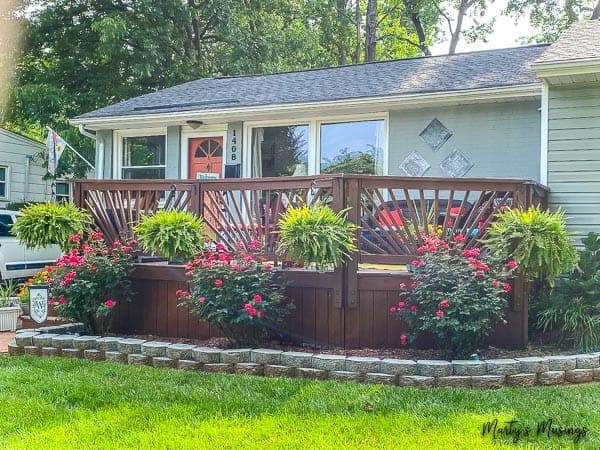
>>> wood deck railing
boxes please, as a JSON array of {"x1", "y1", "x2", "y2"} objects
[{"x1": 72, "y1": 174, "x2": 548, "y2": 266}]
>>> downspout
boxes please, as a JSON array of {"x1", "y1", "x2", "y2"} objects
[{"x1": 77, "y1": 124, "x2": 102, "y2": 178}]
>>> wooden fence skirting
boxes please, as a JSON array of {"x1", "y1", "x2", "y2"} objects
[{"x1": 74, "y1": 175, "x2": 548, "y2": 349}]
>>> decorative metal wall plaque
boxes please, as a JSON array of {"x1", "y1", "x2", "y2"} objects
[
  {"x1": 399, "y1": 151, "x2": 431, "y2": 177},
  {"x1": 29, "y1": 284, "x2": 49, "y2": 324},
  {"x1": 419, "y1": 118, "x2": 452, "y2": 152},
  {"x1": 440, "y1": 149, "x2": 473, "y2": 177}
]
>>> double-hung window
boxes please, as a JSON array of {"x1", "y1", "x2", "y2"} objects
[
  {"x1": 120, "y1": 134, "x2": 166, "y2": 179},
  {"x1": 0, "y1": 166, "x2": 8, "y2": 199}
]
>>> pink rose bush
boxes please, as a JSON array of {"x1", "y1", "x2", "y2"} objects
[
  {"x1": 391, "y1": 233, "x2": 517, "y2": 356},
  {"x1": 48, "y1": 232, "x2": 134, "y2": 334},
  {"x1": 177, "y1": 240, "x2": 291, "y2": 346}
]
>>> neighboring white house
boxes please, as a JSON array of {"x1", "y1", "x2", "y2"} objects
[{"x1": 0, "y1": 127, "x2": 70, "y2": 207}]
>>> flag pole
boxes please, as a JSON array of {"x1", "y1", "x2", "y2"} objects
[{"x1": 46, "y1": 126, "x2": 95, "y2": 171}]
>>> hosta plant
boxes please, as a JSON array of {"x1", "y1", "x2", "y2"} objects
[
  {"x1": 47, "y1": 232, "x2": 134, "y2": 334},
  {"x1": 178, "y1": 240, "x2": 291, "y2": 346},
  {"x1": 277, "y1": 203, "x2": 358, "y2": 270},
  {"x1": 484, "y1": 206, "x2": 578, "y2": 285},
  {"x1": 391, "y1": 234, "x2": 516, "y2": 357},
  {"x1": 133, "y1": 210, "x2": 206, "y2": 262},
  {"x1": 12, "y1": 202, "x2": 91, "y2": 252}
]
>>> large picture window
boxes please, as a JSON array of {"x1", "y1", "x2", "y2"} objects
[
  {"x1": 251, "y1": 125, "x2": 308, "y2": 177},
  {"x1": 0, "y1": 166, "x2": 7, "y2": 199},
  {"x1": 121, "y1": 135, "x2": 166, "y2": 179},
  {"x1": 320, "y1": 120, "x2": 385, "y2": 175}
]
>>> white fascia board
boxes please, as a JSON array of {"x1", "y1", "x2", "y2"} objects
[
  {"x1": 532, "y1": 58, "x2": 600, "y2": 79},
  {"x1": 70, "y1": 84, "x2": 542, "y2": 130}
]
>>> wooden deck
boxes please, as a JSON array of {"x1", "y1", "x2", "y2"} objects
[{"x1": 74, "y1": 174, "x2": 548, "y2": 349}]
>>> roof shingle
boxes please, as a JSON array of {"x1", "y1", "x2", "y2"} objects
[
  {"x1": 75, "y1": 44, "x2": 548, "y2": 120},
  {"x1": 536, "y1": 20, "x2": 600, "y2": 64}
]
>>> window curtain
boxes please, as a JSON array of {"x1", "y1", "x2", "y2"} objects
[{"x1": 251, "y1": 128, "x2": 264, "y2": 177}]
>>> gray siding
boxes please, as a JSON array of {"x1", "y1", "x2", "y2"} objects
[
  {"x1": 547, "y1": 85, "x2": 600, "y2": 237},
  {"x1": 388, "y1": 100, "x2": 541, "y2": 180},
  {"x1": 0, "y1": 130, "x2": 50, "y2": 206},
  {"x1": 166, "y1": 126, "x2": 180, "y2": 178}
]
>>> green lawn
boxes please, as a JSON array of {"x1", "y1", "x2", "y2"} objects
[{"x1": 0, "y1": 356, "x2": 598, "y2": 449}]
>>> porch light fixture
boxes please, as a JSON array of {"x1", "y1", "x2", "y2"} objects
[{"x1": 186, "y1": 120, "x2": 204, "y2": 129}]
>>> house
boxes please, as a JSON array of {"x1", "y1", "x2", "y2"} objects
[
  {"x1": 70, "y1": 20, "x2": 600, "y2": 238},
  {"x1": 0, "y1": 128, "x2": 70, "y2": 207}
]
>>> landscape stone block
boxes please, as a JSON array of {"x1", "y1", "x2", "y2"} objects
[
  {"x1": 471, "y1": 375, "x2": 505, "y2": 389},
  {"x1": 264, "y1": 365, "x2": 294, "y2": 377},
  {"x1": 235, "y1": 363, "x2": 264, "y2": 376},
  {"x1": 380, "y1": 359, "x2": 417, "y2": 376},
  {"x1": 364, "y1": 373, "x2": 397, "y2": 385},
  {"x1": 506, "y1": 373, "x2": 537, "y2": 387},
  {"x1": 251, "y1": 349, "x2": 283, "y2": 365},
  {"x1": 202, "y1": 363, "x2": 234, "y2": 373},
  {"x1": 128, "y1": 354, "x2": 150, "y2": 365},
  {"x1": 41, "y1": 347, "x2": 59, "y2": 357},
  {"x1": 220, "y1": 349, "x2": 251, "y2": 364},
  {"x1": 538, "y1": 371, "x2": 565, "y2": 385},
  {"x1": 593, "y1": 367, "x2": 600, "y2": 381},
  {"x1": 52, "y1": 335, "x2": 75, "y2": 349},
  {"x1": 166, "y1": 344, "x2": 196, "y2": 361},
  {"x1": 192, "y1": 347, "x2": 221, "y2": 363},
  {"x1": 398, "y1": 375, "x2": 435, "y2": 388},
  {"x1": 177, "y1": 360, "x2": 199, "y2": 371},
  {"x1": 118, "y1": 338, "x2": 146, "y2": 354},
  {"x1": 152, "y1": 357, "x2": 176, "y2": 369},
  {"x1": 33, "y1": 333, "x2": 60, "y2": 347},
  {"x1": 104, "y1": 351, "x2": 127, "y2": 363},
  {"x1": 84, "y1": 349, "x2": 104, "y2": 361},
  {"x1": 280, "y1": 351, "x2": 314, "y2": 368},
  {"x1": 61, "y1": 348, "x2": 83, "y2": 358},
  {"x1": 24, "y1": 345, "x2": 41, "y2": 356},
  {"x1": 72, "y1": 336, "x2": 101, "y2": 351},
  {"x1": 547, "y1": 355, "x2": 576, "y2": 371},
  {"x1": 141, "y1": 341, "x2": 170, "y2": 357},
  {"x1": 565, "y1": 369, "x2": 593, "y2": 384},
  {"x1": 312, "y1": 354, "x2": 346, "y2": 371},
  {"x1": 345, "y1": 357, "x2": 381, "y2": 374},
  {"x1": 515, "y1": 357, "x2": 548, "y2": 374},
  {"x1": 15, "y1": 332, "x2": 38, "y2": 346},
  {"x1": 485, "y1": 359, "x2": 520, "y2": 376},
  {"x1": 7, "y1": 342, "x2": 23, "y2": 356},
  {"x1": 296, "y1": 368, "x2": 328, "y2": 380},
  {"x1": 329, "y1": 371, "x2": 363, "y2": 382},
  {"x1": 95, "y1": 337, "x2": 121, "y2": 352},
  {"x1": 416, "y1": 360, "x2": 452, "y2": 377},
  {"x1": 452, "y1": 360, "x2": 487, "y2": 376},
  {"x1": 436, "y1": 376, "x2": 472, "y2": 388},
  {"x1": 575, "y1": 353, "x2": 599, "y2": 369}
]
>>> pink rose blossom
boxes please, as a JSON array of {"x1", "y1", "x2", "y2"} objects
[
  {"x1": 439, "y1": 299, "x2": 450, "y2": 308},
  {"x1": 503, "y1": 283, "x2": 512, "y2": 293},
  {"x1": 400, "y1": 334, "x2": 408, "y2": 346},
  {"x1": 105, "y1": 299, "x2": 115, "y2": 308},
  {"x1": 252, "y1": 294, "x2": 262, "y2": 303},
  {"x1": 507, "y1": 260, "x2": 518, "y2": 270},
  {"x1": 214, "y1": 279, "x2": 223, "y2": 287},
  {"x1": 435, "y1": 309, "x2": 444, "y2": 318},
  {"x1": 397, "y1": 301, "x2": 405, "y2": 309},
  {"x1": 389, "y1": 306, "x2": 397, "y2": 313}
]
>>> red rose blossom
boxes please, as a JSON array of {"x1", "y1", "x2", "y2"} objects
[
  {"x1": 105, "y1": 299, "x2": 115, "y2": 308},
  {"x1": 492, "y1": 280, "x2": 501, "y2": 288},
  {"x1": 397, "y1": 301, "x2": 406, "y2": 308},
  {"x1": 253, "y1": 294, "x2": 262, "y2": 303},
  {"x1": 439, "y1": 299, "x2": 450, "y2": 308},
  {"x1": 435, "y1": 309, "x2": 444, "y2": 318},
  {"x1": 400, "y1": 334, "x2": 408, "y2": 346},
  {"x1": 214, "y1": 279, "x2": 223, "y2": 287},
  {"x1": 507, "y1": 260, "x2": 518, "y2": 270},
  {"x1": 503, "y1": 283, "x2": 512, "y2": 293},
  {"x1": 389, "y1": 306, "x2": 397, "y2": 313}
]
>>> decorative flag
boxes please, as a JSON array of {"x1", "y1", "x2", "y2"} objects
[{"x1": 46, "y1": 128, "x2": 68, "y2": 175}]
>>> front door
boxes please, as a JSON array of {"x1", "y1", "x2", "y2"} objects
[{"x1": 188, "y1": 136, "x2": 224, "y2": 179}]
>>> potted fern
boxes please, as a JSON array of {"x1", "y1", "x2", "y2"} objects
[
  {"x1": 133, "y1": 210, "x2": 207, "y2": 263},
  {"x1": 277, "y1": 203, "x2": 358, "y2": 271},
  {"x1": 0, "y1": 280, "x2": 22, "y2": 331}
]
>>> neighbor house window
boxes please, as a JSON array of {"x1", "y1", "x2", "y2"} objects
[
  {"x1": 251, "y1": 125, "x2": 309, "y2": 177},
  {"x1": 320, "y1": 120, "x2": 384, "y2": 175},
  {"x1": 0, "y1": 166, "x2": 7, "y2": 199},
  {"x1": 121, "y1": 135, "x2": 166, "y2": 179},
  {"x1": 55, "y1": 181, "x2": 70, "y2": 203}
]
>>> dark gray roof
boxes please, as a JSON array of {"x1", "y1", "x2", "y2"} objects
[
  {"x1": 76, "y1": 44, "x2": 548, "y2": 120},
  {"x1": 536, "y1": 20, "x2": 600, "y2": 64}
]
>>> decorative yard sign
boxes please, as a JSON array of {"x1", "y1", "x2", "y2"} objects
[{"x1": 29, "y1": 285, "x2": 49, "y2": 324}]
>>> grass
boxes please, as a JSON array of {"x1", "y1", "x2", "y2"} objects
[{"x1": 0, "y1": 356, "x2": 599, "y2": 449}]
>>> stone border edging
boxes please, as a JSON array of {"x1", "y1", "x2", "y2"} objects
[{"x1": 7, "y1": 329, "x2": 600, "y2": 388}]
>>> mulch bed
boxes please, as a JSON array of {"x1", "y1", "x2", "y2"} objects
[{"x1": 118, "y1": 333, "x2": 569, "y2": 360}]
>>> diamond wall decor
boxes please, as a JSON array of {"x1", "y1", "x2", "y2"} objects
[
  {"x1": 440, "y1": 149, "x2": 473, "y2": 177},
  {"x1": 399, "y1": 151, "x2": 431, "y2": 177},
  {"x1": 419, "y1": 118, "x2": 452, "y2": 152}
]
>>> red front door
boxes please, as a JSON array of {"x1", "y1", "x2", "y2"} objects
[{"x1": 188, "y1": 136, "x2": 223, "y2": 179}]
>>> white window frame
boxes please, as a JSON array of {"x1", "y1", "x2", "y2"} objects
[
  {"x1": 181, "y1": 125, "x2": 228, "y2": 180},
  {"x1": 54, "y1": 180, "x2": 71, "y2": 202},
  {"x1": 242, "y1": 112, "x2": 389, "y2": 178},
  {"x1": 0, "y1": 166, "x2": 9, "y2": 200},
  {"x1": 113, "y1": 128, "x2": 167, "y2": 179}
]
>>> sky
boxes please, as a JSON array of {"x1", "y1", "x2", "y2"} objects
[{"x1": 430, "y1": 0, "x2": 538, "y2": 55}]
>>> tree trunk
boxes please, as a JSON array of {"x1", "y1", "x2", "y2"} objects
[
  {"x1": 410, "y1": 12, "x2": 432, "y2": 56},
  {"x1": 364, "y1": 0, "x2": 377, "y2": 62},
  {"x1": 354, "y1": 0, "x2": 361, "y2": 63},
  {"x1": 337, "y1": 0, "x2": 347, "y2": 65}
]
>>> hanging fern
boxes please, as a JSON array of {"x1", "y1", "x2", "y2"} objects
[{"x1": 277, "y1": 203, "x2": 358, "y2": 271}]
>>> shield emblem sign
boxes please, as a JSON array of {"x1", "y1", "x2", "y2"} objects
[{"x1": 29, "y1": 285, "x2": 49, "y2": 324}]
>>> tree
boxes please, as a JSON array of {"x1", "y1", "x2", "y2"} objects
[{"x1": 506, "y1": 0, "x2": 600, "y2": 42}]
